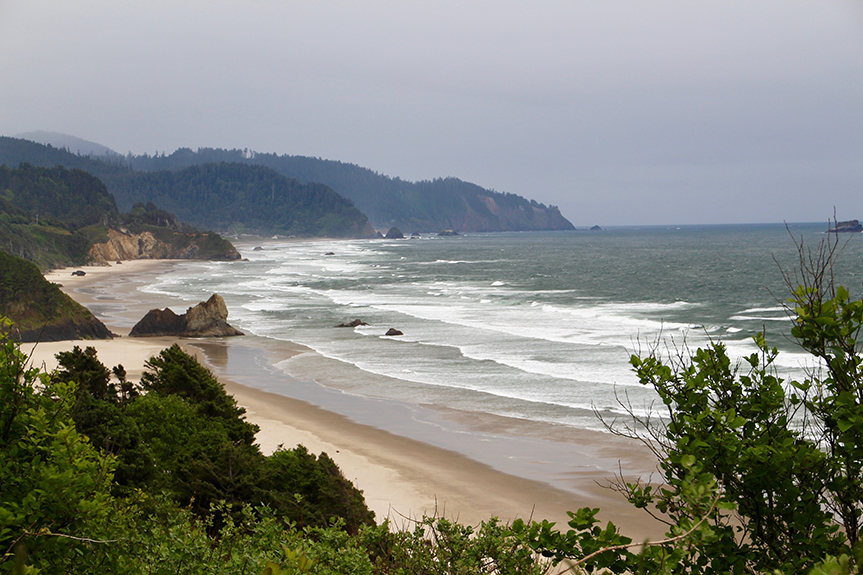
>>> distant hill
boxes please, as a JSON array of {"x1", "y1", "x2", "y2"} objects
[
  {"x1": 0, "y1": 250, "x2": 113, "y2": 341},
  {"x1": 118, "y1": 147, "x2": 576, "y2": 233},
  {"x1": 0, "y1": 136, "x2": 128, "y2": 177},
  {"x1": 107, "y1": 162, "x2": 377, "y2": 238},
  {"x1": 4, "y1": 135, "x2": 576, "y2": 233},
  {"x1": 15, "y1": 130, "x2": 119, "y2": 156},
  {"x1": 0, "y1": 137, "x2": 377, "y2": 239}
]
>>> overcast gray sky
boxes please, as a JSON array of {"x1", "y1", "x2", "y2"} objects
[{"x1": 1, "y1": 1, "x2": 861, "y2": 226}]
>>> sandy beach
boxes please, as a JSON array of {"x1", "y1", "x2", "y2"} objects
[{"x1": 33, "y1": 258, "x2": 664, "y2": 539}]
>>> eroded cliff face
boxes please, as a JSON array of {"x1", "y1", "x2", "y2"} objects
[
  {"x1": 88, "y1": 229, "x2": 168, "y2": 261},
  {"x1": 449, "y1": 195, "x2": 575, "y2": 233},
  {"x1": 184, "y1": 294, "x2": 242, "y2": 337},
  {"x1": 88, "y1": 229, "x2": 241, "y2": 263}
]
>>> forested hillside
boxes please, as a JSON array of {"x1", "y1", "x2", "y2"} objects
[
  {"x1": 1, "y1": 135, "x2": 576, "y2": 234},
  {"x1": 0, "y1": 163, "x2": 239, "y2": 268},
  {"x1": 107, "y1": 162, "x2": 377, "y2": 238},
  {"x1": 0, "y1": 251, "x2": 113, "y2": 340},
  {"x1": 119, "y1": 147, "x2": 576, "y2": 233},
  {"x1": 0, "y1": 135, "x2": 129, "y2": 180},
  {"x1": 0, "y1": 137, "x2": 378, "y2": 238},
  {"x1": 0, "y1": 163, "x2": 118, "y2": 267}
]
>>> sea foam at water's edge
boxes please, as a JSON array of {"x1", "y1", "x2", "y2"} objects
[{"x1": 141, "y1": 226, "x2": 863, "y2": 438}]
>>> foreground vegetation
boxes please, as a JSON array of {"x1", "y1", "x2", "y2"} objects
[
  {"x1": 0, "y1": 332, "x2": 542, "y2": 573},
  {"x1": 5, "y1": 236, "x2": 863, "y2": 573}
]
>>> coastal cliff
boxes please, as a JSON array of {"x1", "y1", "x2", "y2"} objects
[
  {"x1": 88, "y1": 228, "x2": 241, "y2": 263},
  {"x1": 0, "y1": 161, "x2": 242, "y2": 269},
  {"x1": 446, "y1": 192, "x2": 574, "y2": 233}
]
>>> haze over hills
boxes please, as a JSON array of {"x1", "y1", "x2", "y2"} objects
[
  {"x1": 6, "y1": 132, "x2": 576, "y2": 233},
  {"x1": 15, "y1": 131, "x2": 119, "y2": 157},
  {"x1": 118, "y1": 147, "x2": 576, "y2": 233},
  {"x1": 107, "y1": 162, "x2": 378, "y2": 238}
]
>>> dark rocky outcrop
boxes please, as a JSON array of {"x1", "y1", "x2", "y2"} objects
[
  {"x1": 590, "y1": 225, "x2": 603, "y2": 231},
  {"x1": 385, "y1": 227, "x2": 404, "y2": 239},
  {"x1": 130, "y1": 308, "x2": 187, "y2": 336},
  {"x1": 0, "y1": 251, "x2": 114, "y2": 342},
  {"x1": 828, "y1": 220, "x2": 863, "y2": 233},
  {"x1": 14, "y1": 317, "x2": 114, "y2": 343},
  {"x1": 130, "y1": 294, "x2": 244, "y2": 338},
  {"x1": 385, "y1": 328, "x2": 403, "y2": 336},
  {"x1": 335, "y1": 319, "x2": 368, "y2": 328}
]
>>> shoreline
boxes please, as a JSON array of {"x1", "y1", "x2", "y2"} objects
[{"x1": 34, "y1": 257, "x2": 664, "y2": 538}]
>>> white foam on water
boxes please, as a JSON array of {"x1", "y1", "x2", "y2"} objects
[
  {"x1": 740, "y1": 306, "x2": 787, "y2": 314},
  {"x1": 151, "y1": 229, "x2": 846, "y2": 435}
]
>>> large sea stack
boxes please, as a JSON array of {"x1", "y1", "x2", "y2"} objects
[{"x1": 130, "y1": 294, "x2": 244, "y2": 337}]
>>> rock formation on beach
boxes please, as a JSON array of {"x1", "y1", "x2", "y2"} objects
[
  {"x1": 88, "y1": 229, "x2": 241, "y2": 263},
  {"x1": 130, "y1": 294, "x2": 244, "y2": 337}
]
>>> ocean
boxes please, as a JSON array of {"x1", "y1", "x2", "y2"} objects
[{"x1": 141, "y1": 223, "x2": 863, "y2": 487}]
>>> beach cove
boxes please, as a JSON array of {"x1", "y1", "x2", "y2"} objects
[{"x1": 32, "y1": 250, "x2": 662, "y2": 539}]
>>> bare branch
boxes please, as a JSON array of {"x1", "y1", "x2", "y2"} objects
[{"x1": 23, "y1": 529, "x2": 121, "y2": 544}]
